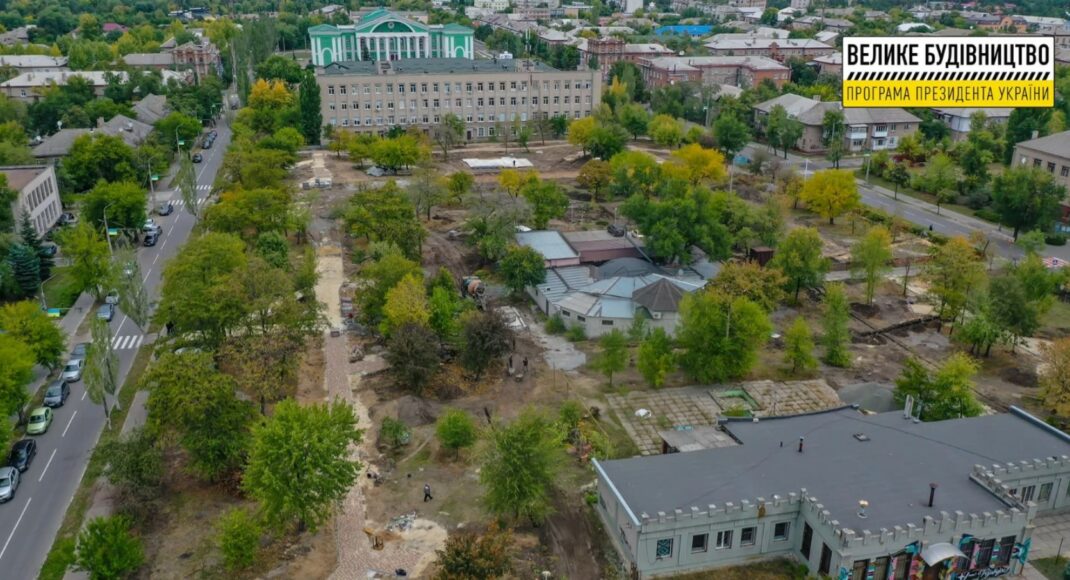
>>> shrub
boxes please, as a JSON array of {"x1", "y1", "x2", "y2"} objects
[
  {"x1": 217, "y1": 508, "x2": 262, "y2": 572},
  {"x1": 565, "y1": 324, "x2": 587, "y2": 342},
  {"x1": 973, "y1": 208, "x2": 1001, "y2": 224},
  {"x1": 544, "y1": 314, "x2": 566, "y2": 334},
  {"x1": 74, "y1": 516, "x2": 144, "y2": 579},
  {"x1": 380, "y1": 417, "x2": 410, "y2": 449},
  {"x1": 1046, "y1": 233, "x2": 1068, "y2": 246},
  {"x1": 722, "y1": 405, "x2": 750, "y2": 417},
  {"x1": 436, "y1": 409, "x2": 478, "y2": 455}
]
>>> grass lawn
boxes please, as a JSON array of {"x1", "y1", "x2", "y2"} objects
[
  {"x1": 672, "y1": 558, "x2": 808, "y2": 580},
  {"x1": 41, "y1": 267, "x2": 82, "y2": 312},
  {"x1": 857, "y1": 171, "x2": 993, "y2": 224},
  {"x1": 1040, "y1": 300, "x2": 1070, "y2": 339},
  {"x1": 1031, "y1": 556, "x2": 1066, "y2": 580}
]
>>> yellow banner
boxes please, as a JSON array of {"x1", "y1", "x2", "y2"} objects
[{"x1": 842, "y1": 80, "x2": 1053, "y2": 108}]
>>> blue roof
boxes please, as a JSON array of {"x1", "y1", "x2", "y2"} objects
[{"x1": 654, "y1": 25, "x2": 713, "y2": 36}]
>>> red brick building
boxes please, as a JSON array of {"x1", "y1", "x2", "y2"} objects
[
  {"x1": 640, "y1": 56, "x2": 790, "y2": 89},
  {"x1": 578, "y1": 37, "x2": 674, "y2": 80}
]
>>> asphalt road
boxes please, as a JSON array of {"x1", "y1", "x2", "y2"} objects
[{"x1": 0, "y1": 121, "x2": 232, "y2": 580}]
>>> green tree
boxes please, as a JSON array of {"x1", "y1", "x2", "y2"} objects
[
  {"x1": 155, "y1": 111, "x2": 202, "y2": 151},
  {"x1": 609, "y1": 150, "x2": 661, "y2": 198},
  {"x1": 712, "y1": 112, "x2": 751, "y2": 161},
  {"x1": 521, "y1": 179, "x2": 568, "y2": 229},
  {"x1": 926, "y1": 236, "x2": 986, "y2": 326},
  {"x1": 217, "y1": 508, "x2": 262, "y2": 572},
  {"x1": 677, "y1": 290, "x2": 772, "y2": 383},
  {"x1": 770, "y1": 227, "x2": 827, "y2": 301},
  {"x1": 370, "y1": 135, "x2": 426, "y2": 173},
  {"x1": 433, "y1": 112, "x2": 465, "y2": 161},
  {"x1": 98, "y1": 428, "x2": 163, "y2": 516},
  {"x1": 991, "y1": 166, "x2": 1065, "y2": 240},
  {"x1": 460, "y1": 310, "x2": 513, "y2": 380},
  {"x1": 593, "y1": 329, "x2": 627, "y2": 386},
  {"x1": 84, "y1": 317, "x2": 119, "y2": 425},
  {"x1": 345, "y1": 181, "x2": 426, "y2": 259},
  {"x1": 851, "y1": 226, "x2": 893, "y2": 305},
  {"x1": 243, "y1": 400, "x2": 362, "y2": 532},
  {"x1": 6, "y1": 243, "x2": 39, "y2": 297},
  {"x1": 83, "y1": 181, "x2": 148, "y2": 234},
  {"x1": 381, "y1": 273, "x2": 430, "y2": 337},
  {"x1": 429, "y1": 286, "x2": 463, "y2": 341},
  {"x1": 380, "y1": 417, "x2": 410, "y2": 449},
  {"x1": 499, "y1": 245, "x2": 546, "y2": 295},
  {"x1": 822, "y1": 283, "x2": 851, "y2": 367},
  {"x1": 0, "y1": 301, "x2": 65, "y2": 370},
  {"x1": 822, "y1": 109, "x2": 846, "y2": 168},
  {"x1": 990, "y1": 275, "x2": 1042, "y2": 348},
  {"x1": 446, "y1": 171, "x2": 474, "y2": 204},
  {"x1": 648, "y1": 114, "x2": 684, "y2": 148},
  {"x1": 616, "y1": 103, "x2": 649, "y2": 139},
  {"x1": 357, "y1": 252, "x2": 423, "y2": 325},
  {"x1": 707, "y1": 260, "x2": 787, "y2": 312},
  {"x1": 298, "y1": 70, "x2": 323, "y2": 144},
  {"x1": 436, "y1": 408, "x2": 478, "y2": 456},
  {"x1": 783, "y1": 316, "x2": 817, "y2": 374},
  {"x1": 255, "y1": 55, "x2": 304, "y2": 84},
  {"x1": 637, "y1": 327, "x2": 674, "y2": 388},
  {"x1": 587, "y1": 122, "x2": 629, "y2": 160},
  {"x1": 887, "y1": 163, "x2": 911, "y2": 199},
  {"x1": 385, "y1": 323, "x2": 441, "y2": 391},
  {"x1": 56, "y1": 222, "x2": 110, "y2": 298},
  {"x1": 894, "y1": 354, "x2": 982, "y2": 421},
  {"x1": 75, "y1": 516, "x2": 144, "y2": 580},
  {"x1": 800, "y1": 169, "x2": 859, "y2": 224},
  {"x1": 19, "y1": 211, "x2": 52, "y2": 280},
  {"x1": 0, "y1": 334, "x2": 34, "y2": 423},
  {"x1": 432, "y1": 524, "x2": 514, "y2": 580},
  {"x1": 480, "y1": 408, "x2": 563, "y2": 524},
  {"x1": 577, "y1": 159, "x2": 612, "y2": 203}
]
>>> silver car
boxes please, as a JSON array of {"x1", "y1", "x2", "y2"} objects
[
  {"x1": 0, "y1": 466, "x2": 19, "y2": 502},
  {"x1": 61, "y1": 359, "x2": 84, "y2": 382}
]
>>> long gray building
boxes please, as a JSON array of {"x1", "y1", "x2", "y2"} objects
[{"x1": 594, "y1": 405, "x2": 1070, "y2": 579}]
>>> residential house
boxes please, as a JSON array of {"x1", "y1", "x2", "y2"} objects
[
  {"x1": 1011, "y1": 130, "x2": 1070, "y2": 192},
  {"x1": 704, "y1": 38, "x2": 835, "y2": 62},
  {"x1": 32, "y1": 114, "x2": 153, "y2": 162},
  {"x1": 0, "y1": 56, "x2": 68, "y2": 73},
  {"x1": 640, "y1": 56, "x2": 790, "y2": 89},
  {"x1": 0, "y1": 26, "x2": 33, "y2": 46},
  {"x1": 754, "y1": 93, "x2": 920, "y2": 153},
  {"x1": 809, "y1": 52, "x2": 841, "y2": 77},
  {"x1": 2, "y1": 165, "x2": 61, "y2": 235},
  {"x1": 0, "y1": 70, "x2": 184, "y2": 103},
  {"x1": 930, "y1": 108, "x2": 1012, "y2": 141},
  {"x1": 594, "y1": 404, "x2": 1066, "y2": 579},
  {"x1": 122, "y1": 52, "x2": 176, "y2": 70},
  {"x1": 705, "y1": 27, "x2": 791, "y2": 43},
  {"x1": 132, "y1": 94, "x2": 170, "y2": 125},
  {"x1": 577, "y1": 37, "x2": 674, "y2": 80}
]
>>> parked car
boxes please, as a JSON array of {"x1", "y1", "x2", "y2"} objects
[
  {"x1": 96, "y1": 303, "x2": 115, "y2": 323},
  {"x1": 7, "y1": 439, "x2": 36, "y2": 472},
  {"x1": 57, "y1": 212, "x2": 77, "y2": 226},
  {"x1": 0, "y1": 466, "x2": 19, "y2": 502},
  {"x1": 26, "y1": 407, "x2": 53, "y2": 435},
  {"x1": 144, "y1": 231, "x2": 159, "y2": 246},
  {"x1": 607, "y1": 223, "x2": 626, "y2": 237},
  {"x1": 105, "y1": 290, "x2": 119, "y2": 305},
  {"x1": 41, "y1": 242, "x2": 58, "y2": 257},
  {"x1": 144, "y1": 219, "x2": 160, "y2": 235},
  {"x1": 43, "y1": 380, "x2": 69, "y2": 407},
  {"x1": 122, "y1": 262, "x2": 136, "y2": 278},
  {"x1": 71, "y1": 342, "x2": 89, "y2": 360},
  {"x1": 192, "y1": 153, "x2": 203, "y2": 163},
  {"x1": 61, "y1": 358, "x2": 84, "y2": 382},
  {"x1": 157, "y1": 202, "x2": 174, "y2": 216}
]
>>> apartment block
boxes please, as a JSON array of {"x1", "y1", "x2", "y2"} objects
[
  {"x1": 1012, "y1": 130, "x2": 1070, "y2": 191},
  {"x1": 2, "y1": 165, "x2": 61, "y2": 236},
  {"x1": 704, "y1": 37, "x2": 835, "y2": 62},
  {"x1": 640, "y1": 56, "x2": 790, "y2": 89},
  {"x1": 317, "y1": 58, "x2": 601, "y2": 140},
  {"x1": 754, "y1": 94, "x2": 919, "y2": 153}
]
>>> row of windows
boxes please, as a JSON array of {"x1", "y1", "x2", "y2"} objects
[
  {"x1": 1029, "y1": 158, "x2": 1070, "y2": 178},
  {"x1": 325, "y1": 79, "x2": 594, "y2": 96},
  {"x1": 848, "y1": 537, "x2": 1015, "y2": 580},
  {"x1": 654, "y1": 522, "x2": 791, "y2": 560},
  {"x1": 327, "y1": 95, "x2": 593, "y2": 110},
  {"x1": 328, "y1": 109, "x2": 588, "y2": 127},
  {"x1": 25, "y1": 178, "x2": 55, "y2": 211}
]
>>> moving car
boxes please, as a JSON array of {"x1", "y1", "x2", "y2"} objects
[
  {"x1": 26, "y1": 407, "x2": 53, "y2": 435},
  {"x1": 0, "y1": 467, "x2": 19, "y2": 502},
  {"x1": 157, "y1": 202, "x2": 174, "y2": 216},
  {"x1": 61, "y1": 358, "x2": 84, "y2": 382},
  {"x1": 144, "y1": 231, "x2": 159, "y2": 246},
  {"x1": 96, "y1": 303, "x2": 115, "y2": 322},
  {"x1": 43, "y1": 380, "x2": 69, "y2": 407},
  {"x1": 7, "y1": 439, "x2": 36, "y2": 472}
]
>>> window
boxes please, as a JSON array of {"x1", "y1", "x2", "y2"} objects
[
  {"x1": 1039, "y1": 482, "x2": 1054, "y2": 503},
  {"x1": 327, "y1": 85, "x2": 335, "y2": 95},
  {"x1": 976, "y1": 538, "x2": 995, "y2": 565},
  {"x1": 715, "y1": 530, "x2": 732, "y2": 549},
  {"x1": 998, "y1": 536, "x2": 1015, "y2": 566},
  {"x1": 819, "y1": 544, "x2": 832, "y2": 576},
  {"x1": 577, "y1": 315, "x2": 586, "y2": 322},
  {"x1": 561, "y1": 311, "x2": 570, "y2": 318},
  {"x1": 741, "y1": 527, "x2": 756, "y2": 546},
  {"x1": 1061, "y1": 166, "x2": 1069, "y2": 177},
  {"x1": 601, "y1": 320, "x2": 614, "y2": 326},
  {"x1": 774, "y1": 522, "x2": 790, "y2": 541},
  {"x1": 339, "y1": 86, "x2": 346, "y2": 95},
  {"x1": 872, "y1": 556, "x2": 890, "y2": 579},
  {"x1": 691, "y1": 533, "x2": 708, "y2": 553},
  {"x1": 1021, "y1": 485, "x2": 1036, "y2": 502},
  {"x1": 655, "y1": 538, "x2": 673, "y2": 559},
  {"x1": 1049, "y1": 162, "x2": 1057, "y2": 173},
  {"x1": 1034, "y1": 158, "x2": 1043, "y2": 167}
]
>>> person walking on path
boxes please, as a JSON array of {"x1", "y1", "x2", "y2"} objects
[{"x1": 424, "y1": 483, "x2": 433, "y2": 502}]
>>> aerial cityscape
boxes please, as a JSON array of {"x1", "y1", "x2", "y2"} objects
[{"x1": 0, "y1": 0, "x2": 1068, "y2": 578}]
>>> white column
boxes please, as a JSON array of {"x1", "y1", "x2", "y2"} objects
[
  {"x1": 356, "y1": 36, "x2": 362, "y2": 61},
  {"x1": 376, "y1": 37, "x2": 382, "y2": 61},
  {"x1": 407, "y1": 36, "x2": 412, "y2": 58}
]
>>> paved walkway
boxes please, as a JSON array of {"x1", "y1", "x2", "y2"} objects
[{"x1": 1029, "y1": 510, "x2": 1070, "y2": 560}]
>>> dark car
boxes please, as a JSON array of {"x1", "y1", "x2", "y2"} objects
[
  {"x1": 156, "y1": 202, "x2": 174, "y2": 216},
  {"x1": 607, "y1": 223, "x2": 626, "y2": 237},
  {"x1": 41, "y1": 242, "x2": 58, "y2": 257},
  {"x1": 43, "y1": 380, "x2": 69, "y2": 407},
  {"x1": 202, "y1": 139, "x2": 213, "y2": 150},
  {"x1": 7, "y1": 439, "x2": 36, "y2": 472},
  {"x1": 144, "y1": 231, "x2": 159, "y2": 246},
  {"x1": 192, "y1": 153, "x2": 203, "y2": 163}
]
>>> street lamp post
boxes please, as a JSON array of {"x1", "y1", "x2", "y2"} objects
[
  {"x1": 864, "y1": 153, "x2": 873, "y2": 183},
  {"x1": 102, "y1": 201, "x2": 116, "y2": 258}
]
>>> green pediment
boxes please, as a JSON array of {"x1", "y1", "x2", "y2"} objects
[{"x1": 307, "y1": 24, "x2": 340, "y2": 34}]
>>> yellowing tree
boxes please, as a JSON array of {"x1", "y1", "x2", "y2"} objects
[
  {"x1": 248, "y1": 79, "x2": 293, "y2": 111},
  {"x1": 667, "y1": 143, "x2": 727, "y2": 185},
  {"x1": 1041, "y1": 338, "x2": 1070, "y2": 417},
  {"x1": 799, "y1": 169, "x2": 859, "y2": 224},
  {"x1": 380, "y1": 274, "x2": 430, "y2": 337},
  {"x1": 567, "y1": 117, "x2": 596, "y2": 155},
  {"x1": 498, "y1": 169, "x2": 538, "y2": 198}
]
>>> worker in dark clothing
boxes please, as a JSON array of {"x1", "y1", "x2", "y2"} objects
[{"x1": 424, "y1": 483, "x2": 433, "y2": 502}]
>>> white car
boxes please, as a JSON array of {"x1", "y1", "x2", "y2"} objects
[{"x1": 144, "y1": 220, "x2": 161, "y2": 235}]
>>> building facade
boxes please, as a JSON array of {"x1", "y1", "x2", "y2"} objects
[
  {"x1": 577, "y1": 37, "x2": 674, "y2": 80},
  {"x1": 704, "y1": 38, "x2": 835, "y2": 62},
  {"x1": 640, "y1": 56, "x2": 790, "y2": 89},
  {"x1": 931, "y1": 108, "x2": 1013, "y2": 142},
  {"x1": 0, "y1": 70, "x2": 184, "y2": 103},
  {"x1": 595, "y1": 405, "x2": 1068, "y2": 579},
  {"x1": 309, "y1": 9, "x2": 474, "y2": 66},
  {"x1": 754, "y1": 94, "x2": 920, "y2": 153},
  {"x1": 317, "y1": 58, "x2": 601, "y2": 140},
  {"x1": 2, "y1": 165, "x2": 61, "y2": 236},
  {"x1": 171, "y1": 40, "x2": 222, "y2": 79},
  {"x1": 1012, "y1": 130, "x2": 1070, "y2": 191}
]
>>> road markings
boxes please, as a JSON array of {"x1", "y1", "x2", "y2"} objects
[
  {"x1": 81, "y1": 388, "x2": 87, "y2": 401},
  {"x1": 0, "y1": 497, "x2": 31, "y2": 561},
  {"x1": 39, "y1": 449, "x2": 57, "y2": 482},
  {"x1": 110, "y1": 335, "x2": 144, "y2": 350},
  {"x1": 153, "y1": 254, "x2": 159, "y2": 265},
  {"x1": 62, "y1": 411, "x2": 77, "y2": 438}
]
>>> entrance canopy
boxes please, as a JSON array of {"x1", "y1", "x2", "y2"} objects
[{"x1": 920, "y1": 543, "x2": 967, "y2": 566}]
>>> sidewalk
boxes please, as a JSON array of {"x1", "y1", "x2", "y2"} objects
[{"x1": 858, "y1": 179, "x2": 1015, "y2": 243}]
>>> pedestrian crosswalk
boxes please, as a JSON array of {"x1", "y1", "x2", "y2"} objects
[{"x1": 110, "y1": 335, "x2": 144, "y2": 350}]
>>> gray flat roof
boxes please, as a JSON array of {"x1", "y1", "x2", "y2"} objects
[
  {"x1": 319, "y1": 58, "x2": 559, "y2": 77},
  {"x1": 516, "y1": 230, "x2": 579, "y2": 261},
  {"x1": 599, "y1": 407, "x2": 1070, "y2": 532}
]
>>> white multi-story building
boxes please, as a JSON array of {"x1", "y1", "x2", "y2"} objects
[{"x1": 2, "y1": 165, "x2": 61, "y2": 236}]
